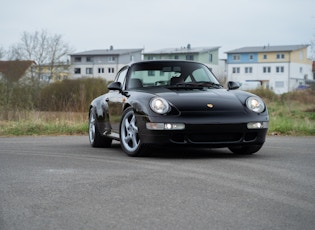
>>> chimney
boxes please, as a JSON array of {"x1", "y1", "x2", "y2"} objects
[
  {"x1": 110, "y1": 45, "x2": 114, "y2": 50},
  {"x1": 187, "y1": 44, "x2": 191, "y2": 49}
]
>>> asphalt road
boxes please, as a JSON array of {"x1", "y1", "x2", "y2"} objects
[{"x1": 0, "y1": 136, "x2": 314, "y2": 230}]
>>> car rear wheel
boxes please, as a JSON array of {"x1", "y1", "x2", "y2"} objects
[
  {"x1": 89, "y1": 109, "x2": 112, "y2": 148},
  {"x1": 120, "y1": 108, "x2": 147, "y2": 157},
  {"x1": 228, "y1": 144, "x2": 263, "y2": 155}
]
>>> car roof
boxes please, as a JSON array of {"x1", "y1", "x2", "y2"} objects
[{"x1": 126, "y1": 59, "x2": 205, "y2": 67}]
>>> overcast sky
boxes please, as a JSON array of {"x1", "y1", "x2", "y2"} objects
[{"x1": 1, "y1": 0, "x2": 314, "y2": 58}]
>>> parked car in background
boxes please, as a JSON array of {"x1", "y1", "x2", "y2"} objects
[
  {"x1": 88, "y1": 60, "x2": 269, "y2": 156},
  {"x1": 296, "y1": 84, "x2": 310, "y2": 90},
  {"x1": 239, "y1": 81, "x2": 262, "y2": 91}
]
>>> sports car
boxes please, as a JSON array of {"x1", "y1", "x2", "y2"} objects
[{"x1": 88, "y1": 60, "x2": 269, "y2": 156}]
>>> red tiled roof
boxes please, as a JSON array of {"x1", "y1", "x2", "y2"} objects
[{"x1": 0, "y1": 60, "x2": 35, "y2": 82}]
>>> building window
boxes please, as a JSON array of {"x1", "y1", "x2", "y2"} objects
[
  {"x1": 249, "y1": 54, "x2": 254, "y2": 60},
  {"x1": 263, "y1": 54, "x2": 267, "y2": 60},
  {"x1": 209, "y1": 54, "x2": 213, "y2": 62},
  {"x1": 232, "y1": 55, "x2": 240, "y2": 61},
  {"x1": 276, "y1": 66, "x2": 284, "y2": 73},
  {"x1": 232, "y1": 67, "x2": 240, "y2": 74},
  {"x1": 86, "y1": 68, "x2": 93, "y2": 74},
  {"x1": 74, "y1": 57, "x2": 82, "y2": 62},
  {"x1": 108, "y1": 68, "x2": 115, "y2": 73},
  {"x1": 245, "y1": 67, "x2": 253, "y2": 73},
  {"x1": 74, "y1": 68, "x2": 81, "y2": 74},
  {"x1": 276, "y1": 53, "x2": 285, "y2": 59},
  {"x1": 148, "y1": 71, "x2": 155, "y2": 76},
  {"x1": 174, "y1": 55, "x2": 179, "y2": 59},
  {"x1": 186, "y1": 55, "x2": 194, "y2": 60},
  {"x1": 86, "y1": 57, "x2": 93, "y2": 62},
  {"x1": 108, "y1": 56, "x2": 116, "y2": 62},
  {"x1": 263, "y1": 66, "x2": 271, "y2": 73},
  {"x1": 275, "y1": 81, "x2": 284, "y2": 88},
  {"x1": 98, "y1": 68, "x2": 104, "y2": 73}
]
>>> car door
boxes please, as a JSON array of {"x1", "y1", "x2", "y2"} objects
[{"x1": 106, "y1": 67, "x2": 128, "y2": 134}]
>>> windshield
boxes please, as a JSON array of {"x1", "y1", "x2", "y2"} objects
[{"x1": 127, "y1": 61, "x2": 221, "y2": 89}]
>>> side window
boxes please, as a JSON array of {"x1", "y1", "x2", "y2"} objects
[
  {"x1": 192, "y1": 68, "x2": 208, "y2": 82},
  {"x1": 184, "y1": 76, "x2": 192, "y2": 83},
  {"x1": 116, "y1": 68, "x2": 128, "y2": 86}
]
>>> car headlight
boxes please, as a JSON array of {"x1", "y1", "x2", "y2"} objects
[
  {"x1": 246, "y1": 96, "x2": 265, "y2": 113},
  {"x1": 150, "y1": 97, "x2": 170, "y2": 114}
]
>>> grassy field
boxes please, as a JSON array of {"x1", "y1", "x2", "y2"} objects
[
  {"x1": 253, "y1": 88, "x2": 315, "y2": 136},
  {"x1": 0, "y1": 89, "x2": 314, "y2": 137},
  {"x1": 0, "y1": 112, "x2": 88, "y2": 136},
  {"x1": 268, "y1": 101, "x2": 315, "y2": 135}
]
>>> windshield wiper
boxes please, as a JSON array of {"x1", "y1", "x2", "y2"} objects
[
  {"x1": 168, "y1": 82, "x2": 223, "y2": 90},
  {"x1": 168, "y1": 83, "x2": 204, "y2": 90},
  {"x1": 196, "y1": 81, "x2": 223, "y2": 89}
]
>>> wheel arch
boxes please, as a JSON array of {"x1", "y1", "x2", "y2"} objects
[
  {"x1": 123, "y1": 103, "x2": 131, "y2": 111},
  {"x1": 89, "y1": 96, "x2": 111, "y2": 137}
]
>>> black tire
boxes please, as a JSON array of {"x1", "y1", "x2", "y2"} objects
[
  {"x1": 88, "y1": 109, "x2": 112, "y2": 148},
  {"x1": 119, "y1": 108, "x2": 148, "y2": 157},
  {"x1": 228, "y1": 144, "x2": 263, "y2": 155}
]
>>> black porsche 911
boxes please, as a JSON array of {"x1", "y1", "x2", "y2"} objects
[{"x1": 88, "y1": 60, "x2": 269, "y2": 156}]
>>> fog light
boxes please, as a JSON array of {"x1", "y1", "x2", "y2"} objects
[
  {"x1": 165, "y1": 123, "x2": 172, "y2": 129},
  {"x1": 166, "y1": 123, "x2": 185, "y2": 130},
  {"x1": 146, "y1": 123, "x2": 165, "y2": 130},
  {"x1": 247, "y1": 122, "x2": 264, "y2": 129},
  {"x1": 146, "y1": 122, "x2": 185, "y2": 130}
]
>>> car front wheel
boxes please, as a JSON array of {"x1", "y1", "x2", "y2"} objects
[{"x1": 120, "y1": 108, "x2": 147, "y2": 157}]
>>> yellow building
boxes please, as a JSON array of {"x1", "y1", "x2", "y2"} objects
[
  {"x1": 33, "y1": 62, "x2": 70, "y2": 83},
  {"x1": 226, "y1": 45, "x2": 313, "y2": 94}
]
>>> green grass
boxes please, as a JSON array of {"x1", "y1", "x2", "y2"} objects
[
  {"x1": 267, "y1": 103, "x2": 315, "y2": 135},
  {"x1": 252, "y1": 89, "x2": 315, "y2": 136},
  {"x1": 0, "y1": 111, "x2": 88, "y2": 136},
  {"x1": 0, "y1": 121, "x2": 88, "y2": 136}
]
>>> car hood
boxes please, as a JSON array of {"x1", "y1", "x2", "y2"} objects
[{"x1": 154, "y1": 88, "x2": 245, "y2": 112}]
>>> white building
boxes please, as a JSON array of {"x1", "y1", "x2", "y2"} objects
[
  {"x1": 70, "y1": 46, "x2": 143, "y2": 81},
  {"x1": 143, "y1": 44, "x2": 222, "y2": 77}
]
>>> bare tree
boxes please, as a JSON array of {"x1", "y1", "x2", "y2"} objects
[
  {"x1": 0, "y1": 46, "x2": 5, "y2": 60},
  {"x1": 47, "y1": 33, "x2": 72, "y2": 81},
  {"x1": 311, "y1": 33, "x2": 315, "y2": 61},
  {"x1": 9, "y1": 29, "x2": 73, "y2": 82}
]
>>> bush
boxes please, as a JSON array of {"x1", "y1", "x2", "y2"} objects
[
  {"x1": 281, "y1": 89, "x2": 315, "y2": 104},
  {"x1": 248, "y1": 88, "x2": 279, "y2": 102},
  {"x1": 39, "y1": 78, "x2": 108, "y2": 112},
  {"x1": 0, "y1": 81, "x2": 37, "y2": 120}
]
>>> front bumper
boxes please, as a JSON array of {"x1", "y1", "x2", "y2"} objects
[{"x1": 136, "y1": 114, "x2": 268, "y2": 147}]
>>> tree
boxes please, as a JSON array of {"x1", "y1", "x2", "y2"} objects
[
  {"x1": 9, "y1": 29, "x2": 74, "y2": 82},
  {"x1": 3, "y1": 30, "x2": 74, "y2": 113},
  {"x1": 311, "y1": 33, "x2": 315, "y2": 60},
  {"x1": 0, "y1": 46, "x2": 5, "y2": 60}
]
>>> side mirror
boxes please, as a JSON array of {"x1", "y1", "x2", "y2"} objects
[
  {"x1": 227, "y1": 81, "x2": 240, "y2": 90},
  {"x1": 108, "y1": 82, "x2": 122, "y2": 91}
]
